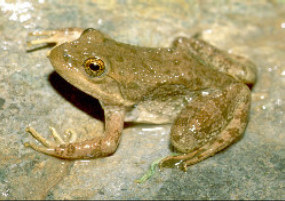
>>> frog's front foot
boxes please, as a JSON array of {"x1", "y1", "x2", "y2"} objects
[
  {"x1": 24, "y1": 126, "x2": 77, "y2": 157},
  {"x1": 24, "y1": 108, "x2": 125, "y2": 159},
  {"x1": 27, "y1": 27, "x2": 84, "y2": 47}
]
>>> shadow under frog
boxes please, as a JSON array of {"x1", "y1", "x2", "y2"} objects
[
  {"x1": 48, "y1": 71, "x2": 104, "y2": 122},
  {"x1": 48, "y1": 71, "x2": 143, "y2": 131},
  {"x1": 25, "y1": 28, "x2": 256, "y2": 171}
]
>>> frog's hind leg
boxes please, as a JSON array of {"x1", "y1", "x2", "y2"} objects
[
  {"x1": 172, "y1": 37, "x2": 256, "y2": 85},
  {"x1": 27, "y1": 28, "x2": 84, "y2": 47},
  {"x1": 160, "y1": 83, "x2": 251, "y2": 171},
  {"x1": 161, "y1": 129, "x2": 242, "y2": 171}
]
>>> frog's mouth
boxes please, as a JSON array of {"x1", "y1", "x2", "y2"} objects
[
  {"x1": 47, "y1": 42, "x2": 133, "y2": 107},
  {"x1": 47, "y1": 41, "x2": 81, "y2": 73},
  {"x1": 48, "y1": 47, "x2": 101, "y2": 103},
  {"x1": 47, "y1": 42, "x2": 88, "y2": 89}
]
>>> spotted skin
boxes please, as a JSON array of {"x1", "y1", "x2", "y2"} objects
[{"x1": 25, "y1": 28, "x2": 256, "y2": 170}]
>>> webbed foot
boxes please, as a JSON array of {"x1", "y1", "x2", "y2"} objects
[
  {"x1": 27, "y1": 28, "x2": 84, "y2": 47},
  {"x1": 159, "y1": 151, "x2": 199, "y2": 171}
]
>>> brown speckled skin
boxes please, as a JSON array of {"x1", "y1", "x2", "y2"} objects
[{"x1": 26, "y1": 28, "x2": 256, "y2": 169}]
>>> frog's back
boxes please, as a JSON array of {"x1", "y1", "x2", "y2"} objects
[
  {"x1": 171, "y1": 37, "x2": 257, "y2": 86},
  {"x1": 129, "y1": 45, "x2": 237, "y2": 91}
]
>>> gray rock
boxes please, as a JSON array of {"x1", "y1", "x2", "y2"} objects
[{"x1": 0, "y1": 0, "x2": 284, "y2": 199}]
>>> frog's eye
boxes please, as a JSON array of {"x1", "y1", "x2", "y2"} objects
[{"x1": 83, "y1": 58, "x2": 105, "y2": 77}]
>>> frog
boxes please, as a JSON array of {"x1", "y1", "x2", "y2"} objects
[{"x1": 25, "y1": 28, "x2": 256, "y2": 170}]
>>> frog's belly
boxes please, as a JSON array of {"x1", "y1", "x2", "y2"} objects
[{"x1": 125, "y1": 95, "x2": 192, "y2": 124}]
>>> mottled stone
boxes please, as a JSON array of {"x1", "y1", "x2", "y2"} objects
[{"x1": 0, "y1": 0, "x2": 284, "y2": 200}]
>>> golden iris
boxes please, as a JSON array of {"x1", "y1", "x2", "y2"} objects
[{"x1": 84, "y1": 58, "x2": 105, "y2": 77}]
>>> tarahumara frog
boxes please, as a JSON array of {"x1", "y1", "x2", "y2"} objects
[{"x1": 26, "y1": 28, "x2": 256, "y2": 170}]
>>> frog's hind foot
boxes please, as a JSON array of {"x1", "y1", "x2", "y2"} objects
[
  {"x1": 159, "y1": 150, "x2": 198, "y2": 171},
  {"x1": 159, "y1": 135, "x2": 238, "y2": 171},
  {"x1": 24, "y1": 126, "x2": 77, "y2": 157},
  {"x1": 161, "y1": 83, "x2": 251, "y2": 171},
  {"x1": 27, "y1": 27, "x2": 84, "y2": 47}
]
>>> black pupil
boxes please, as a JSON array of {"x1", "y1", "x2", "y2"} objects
[{"x1": 89, "y1": 62, "x2": 100, "y2": 71}]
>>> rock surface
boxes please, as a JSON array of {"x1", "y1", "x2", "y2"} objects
[{"x1": 0, "y1": 0, "x2": 284, "y2": 199}]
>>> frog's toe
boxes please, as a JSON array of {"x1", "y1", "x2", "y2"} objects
[
  {"x1": 28, "y1": 30, "x2": 56, "y2": 36},
  {"x1": 27, "y1": 31, "x2": 58, "y2": 46},
  {"x1": 49, "y1": 126, "x2": 65, "y2": 144},
  {"x1": 27, "y1": 28, "x2": 84, "y2": 47},
  {"x1": 24, "y1": 141, "x2": 57, "y2": 156},
  {"x1": 63, "y1": 129, "x2": 77, "y2": 143},
  {"x1": 158, "y1": 156, "x2": 179, "y2": 169},
  {"x1": 159, "y1": 151, "x2": 197, "y2": 170},
  {"x1": 25, "y1": 126, "x2": 57, "y2": 147},
  {"x1": 24, "y1": 126, "x2": 77, "y2": 156}
]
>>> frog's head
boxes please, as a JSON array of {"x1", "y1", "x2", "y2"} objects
[{"x1": 48, "y1": 28, "x2": 134, "y2": 106}]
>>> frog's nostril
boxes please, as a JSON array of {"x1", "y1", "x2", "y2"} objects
[{"x1": 63, "y1": 53, "x2": 72, "y2": 60}]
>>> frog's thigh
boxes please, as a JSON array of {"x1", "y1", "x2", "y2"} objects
[
  {"x1": 173, "y1": 37, "x2": 256, "y2": 85},
  {"x1": 167, "y1": 83, "x2": 250, "y2": 169}
]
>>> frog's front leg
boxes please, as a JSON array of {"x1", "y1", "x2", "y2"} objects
[
  {"x1": 25, "y1": 106, "x2": 125, "y2": 159},
  {"x1": 160, "y1": 83, "x2": 251, "y2": 171},
  {"x1": 27, "y1": 27, "x2": 84, "y2": 47}
]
